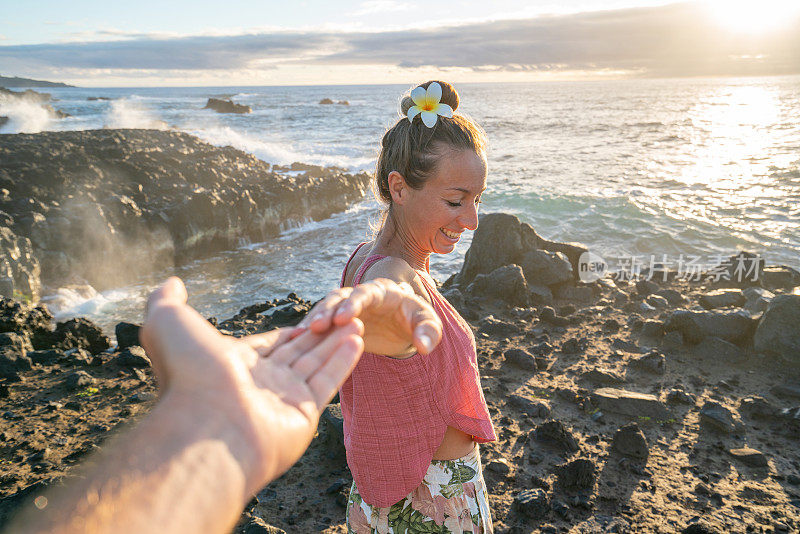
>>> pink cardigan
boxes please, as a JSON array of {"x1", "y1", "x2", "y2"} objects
[{"x1": 338, "y1": 243, "x2": 496, "y2": 507}]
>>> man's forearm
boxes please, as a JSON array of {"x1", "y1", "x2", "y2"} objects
[{"x1": 9, "y1": 391, "x2": 264, "y2": 534}]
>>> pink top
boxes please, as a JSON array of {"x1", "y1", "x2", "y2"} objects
[{"x1": 338, "y1": 242, "x2": 496, "y2": 507}]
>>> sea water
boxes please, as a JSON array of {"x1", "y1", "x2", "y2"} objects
[{"x1": 1, "y1": 78, "x2": 798, "y2": 331}]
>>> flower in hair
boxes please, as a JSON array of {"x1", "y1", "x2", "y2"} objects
[{"x1": 407, "y1": 82, "x2": 453, "y2": 128}]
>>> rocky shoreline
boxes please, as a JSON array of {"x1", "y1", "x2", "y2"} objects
[
  {"x1": 0, "y1": 129, "x2": 371, "y2": 298},
  {"x1": 0, "y1": 212, "x2": 799, "y2": 533}
]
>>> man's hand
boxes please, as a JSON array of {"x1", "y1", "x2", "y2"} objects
[
  {"x1": 293, "y1": 278, "x2": 443, "y2": 358},
  {"x1": 140, "y1": 277, "x2": 365, "y2": 493}
]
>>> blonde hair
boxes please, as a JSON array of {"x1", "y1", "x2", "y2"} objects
[{"x1": 371, "y1": 81, "x2": 487, "y2": 232}]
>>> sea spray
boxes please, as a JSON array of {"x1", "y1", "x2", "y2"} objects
[{"x1": 0, "y1": 93, "x2": 52, "y2": 133}]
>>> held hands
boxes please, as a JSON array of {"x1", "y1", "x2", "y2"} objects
[
  {"x1": 294, "y1": 278, "x2": 443, "y2": 358},
  {"x1": 140, "y1": 277, "x2": 365, "y2": 495}
]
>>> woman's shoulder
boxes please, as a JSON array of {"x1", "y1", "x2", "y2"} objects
[{"x1": 356, "y1": 255, "x2": 432, "y2": 305}]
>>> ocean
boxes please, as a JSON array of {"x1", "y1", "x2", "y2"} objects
[{"x1": 1, "y1": 77, "x2": 798, "y2": 331}]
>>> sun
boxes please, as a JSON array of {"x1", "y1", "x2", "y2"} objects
[{"x1": 702, "y1": 0, "x2": 800, "y2": 34}]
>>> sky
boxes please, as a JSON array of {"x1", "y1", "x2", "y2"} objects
[{"x1": 1, "y1": 0, "x2": 799, "y2": 86}]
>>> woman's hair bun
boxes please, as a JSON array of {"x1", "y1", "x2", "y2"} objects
[{"x1": 400, "y1": 80, "x2": 460, "y2": 115}]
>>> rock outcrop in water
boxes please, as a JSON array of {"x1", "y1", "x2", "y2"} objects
[
  {"x1": 203, "y1": 98, "x2": 251, "y2": 114},
  {"x1": 0, "y1": 129, "x2": 370, "y2": 296}
]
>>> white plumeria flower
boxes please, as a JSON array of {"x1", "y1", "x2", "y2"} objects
[{"x1": 407, "y1": 82, "x2": 453, "y2": 128}]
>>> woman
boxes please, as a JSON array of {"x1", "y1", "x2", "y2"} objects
[{"x1": 331, "y1": 80, "x2": 496, "y2": 533}]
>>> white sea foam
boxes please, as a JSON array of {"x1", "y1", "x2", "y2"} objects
[
  {"x1": 103, "y1": 98, "x2": 168, "y2": 129},
  {"x1": 42, "y1": 285, "x2": 136, "y2": 322},
  {"x1": 0, "y1": 93, "x2": 52, "y2": 133},
  {"x1": 185, "y1": 125, "x2": 372, "y2": 170}
]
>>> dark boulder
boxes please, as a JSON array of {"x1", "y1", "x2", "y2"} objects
[
  {"x1": 611, "y1": 423, "x2": 649, "y2": 460},
  {"x1": 514, "y1": 489, "x2": 550, "y2": 520},
  {"x1": 664, "y1": 309, "x2": 757, "y2": 345},
  {"x1": 533, "y1": 420, "x2": 580, "y2": 452},
  {"x1": 698, "y1": 289, "x2": 745, "y2": 310},
  {"x1": 50, "y1": 318, "x2": 111, "y2": 354},
  {"x1": 116, "y1": 346, "x2": 151, "y2": 368},
  {"x1": 0, "y1": 298, "x2": 52, "y2": 338},
  {"x1": 468, "y1": 264, "x2": 529, "y2": 307},
  {"x1": 504, "y1": 348, "x2": 538, "y2": 372},
  {"x1": 0, "y1": 346, "x2": 32, "y2": 380},
  {"x1": 761, "y1": 265, "x2": 800, "y2": 289},
  {"x1": 753, "y1": 294, "x2": 800, "y2": 365},
  {"x1": 520, "y1": 250, "x2": 572, "y2": 287},
  {"x1": 699, "y1": 401, "x2": 743, "y2": 434},
  {"x1": 319, "y1": 403, "x2": 345, "y2": 464},
  {"x1": 64, "y1": 370, "x2": 95, "y2": 389},
  {"x1": 115, "y1": 322, "x2": 141, "y2": 350},
  {"x1": 556, "y1": 458, "x2": 596, "y2": 491}
]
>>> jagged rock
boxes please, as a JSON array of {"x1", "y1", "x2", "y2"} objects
[
  {"x1": 0, "y1": 228, "x2": 41, "y2": 299},
  {"x1": 610, "y1": 338, "x2": 640, "y2": 353},
  {"x1": 441, "y1": 288, "x2": 465, "y2": 311},
  {"x1": 509, "y1": 394, "x2": 550, "y2": 418},
  {"x1": 692, "y1": 336, "x2": 746, "y2": 363},
  {"x1": 0, "y1": 346, "x2": 32, "y2": 380},
  {"x1": 319, "y1": 98, "x2": 335, "y2": 104},
  {"x1": 656, "y1": 289, "x2": 687, "y2": 306},
  {"x1": 666, "y1": 387, "x2": 695, "y2": 405},
  {"x1": 738, "y1": 396, "x2": 780, "y2": 420},
  {"x1": 699, "y1": 401, "x2": 743, "y2": 433},
  {"x1": 46, "y1": 318, "x2": 110, "y2": 355},
  {"x1": 682, "y1": 522, "x2": 719, "y2": 534},
  {"x1": 556, "y1": 458, "x2": 596, "y2": 491},
  {"x1": 743, "y1": 287, "x2": 774, "y2": 314},
  {"x1": 533, "y1": 420, "x2": 580, "y2": 452},
  {"x1": 520, "y1": 250, "x2": 572, "y2": 287},
  {"x1": 116, "y1": 346, "x2": 151, "y2": 368},
  {"x1": 753, "y1": 294, "x2": 800, "y2": 365},
  {"x1": 514, "y1": 489, "x2": 550, "y2": 520},
  {"x1": 319, "y1": 403, "x2": 345, "y2": 464},
  {"x1": 761, "y1": 265, "x2": 800, "y2": 289},
  {"x1": 0, "y1": 130, "x2": 370, "y2": 291},
  {"x1": 115, "y1": 322, "x2": 141, "y2": 350},
  {"x1": 591, "y1": 388, "x2": 670, "y2": 419},
  {"x1": 0, "y1": 332, "x2": 32, "y2": 354},
  {"x1": 561, "y1": 337, "x2": 588, "y2": 354},
  {"x1": 539, "y1": 307, "x2": 569, "y2": 326},
  {"x1": 664, "y1": 309, "x2": 757, "y2": 345},
  {"x1": 264, "y1": 302, "x2": 309, "y2": 328},
  {"x1": 203, "y1": 98, "x2": 251, "y2": 113},
  {"x1": 699, "y1": 289, "x2": 745, "y2": 310},
  {"x1": 477, "y1": 316, "x2": 517, "y2": 337},
  {"x1": 581, "y1": 368, "x2": 625, "y2": 385},
  {"x1": 504, "y1": 348, "x2": 538, "y2": 371},
  {"x1": 641, "y1": 320, "x2": 665, "y2": 338},
  {"x1": 728, "y1": 447, "x2": 767, "y2": 467},
  {"x1": 27, "y1": 349, "x2": 61, "y2": 365},
  {"x1": 468, "y1": 264, "x2": 529, "y2": 307},
  {"x1": 630, "y1": 350, "x2": 665, "y2": 374},
  {"x1": 64, "y1": 370, "x2": 95, "y2": 389},
  {"x1": 612, "y1": 423, "x2": 649, "y2": 460},
  {"x1": 0, "y1": 298, "x2": 52, "y2": 338}
]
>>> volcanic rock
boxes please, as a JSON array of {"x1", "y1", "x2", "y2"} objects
[
  {"x1": 468, "y1": 264, "x2": 529, "y2": 307},
  {"x1": 693, "y1": 336, "x2": 746, "y2": 363},
  {"x1": 203, "y1": 98, "x2": 251, "y2": 114},
  {"x1": 699, "y1": 289, "x2": 745, "y2": 310},
  {"x1": 556, "y1": 458, "x2": 596, "y2": 491},
  {"x1": 630, "y1": 350, "x2": 665, "y2": 374},
  {"x1": 508, "y1": 394, "x2": 550, "y2": 419},
  {"x1": 49, "y1": 318, "x2": 110, "y2": 354},
  {"x1": 514, "y1": 489, "x2": 550, "y2": 520},
  {"x1": 319, "y1": 404, "x2": 345, "y2": 464},
  {"x1": 612, "y1": 423, "x2": 649, "y2": 460},
  {"x1": 699, "y1": 401, "x2": 743, "y2": 434},
  {"x1": 539, "y1": 307, "x2": 570, "y2": 326},
  {"x1": 503, "y1": 348, "x2": 538, "y2": 371},
  {"x1": 581, "y1": 368, "x2": 626, "y2": 385},
  {"x1": 533, "y1": 420, "x2": 580, "y2": 452},
  {"x1": 591, "y1": 388, "x2": 670, "y2": 420},
  {"x1": 743, "y1": 287, "x2": 774, "y2": 314},
  {"x1": 114, "y1": 322, "x2": 141, "y2": 350},
  {"x1": 0, "y1": 346, "x2": 32, "y2": 380},
  {"x1": 753, "y1": 294, "x2": 800, "y2": 365},
  {"x1": 520, "y1": 250, "x2": 572, "y2": 287},
  {"x1": 64, "y1": 370, "x2": 95, "y2": 390},
  {"x1": 728, "y1": 447, "x2": 767, "y2": 467},
  {"x1": 641, "y1": 320, "x2": 665, "y2": 339},
  {"x1": 664, "y1": 309, "x2": 757, "y2": 345},
  {"x1": 115, "y1": 346, "x2": 151, "y2": 368},
  {"x1": 761, "y1": 265, "x2": 800, "y2": 289}
]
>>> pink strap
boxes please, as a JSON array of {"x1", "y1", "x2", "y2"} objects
[
  {"x1": 340, "y1": 242, "x2": 368, "y2": 287},
  {"x1": 353, "y1": 254, "x2": 387, "y2": 285}
]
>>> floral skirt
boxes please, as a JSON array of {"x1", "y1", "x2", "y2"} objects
[{"x1": 346, "y1": 445, "x2": 493, "y2": 534}]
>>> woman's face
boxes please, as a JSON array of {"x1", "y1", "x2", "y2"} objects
[{"x1": 404, "y1": 148, "x2": 487, "y2": 255}]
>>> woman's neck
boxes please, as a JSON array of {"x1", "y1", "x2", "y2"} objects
[{"x1": 372, "y1": 214, "x2": 431, "y2": 272}]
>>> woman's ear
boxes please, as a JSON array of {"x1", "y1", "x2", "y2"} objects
[{"x1": 387, "y1": 171, "x2": 408, "y2": 205}]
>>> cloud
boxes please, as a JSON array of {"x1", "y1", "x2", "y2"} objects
[
  {"x1": 352, "y1": 0, "x2": 410, "y2": 16},
  {"x1": 1, "y1": 2, "x2": 799, "y2": 78}
]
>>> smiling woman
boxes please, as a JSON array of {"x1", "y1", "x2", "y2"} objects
[{"x1": 702, "y1": 0, "x2": 800, "y2": 33}]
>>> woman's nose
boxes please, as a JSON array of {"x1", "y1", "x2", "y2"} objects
[{"x1": 460, "y1": 202, "x2": 479, "y2": 231}]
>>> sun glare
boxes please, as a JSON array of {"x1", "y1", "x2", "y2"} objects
[{"x1": 702, "y1": 0, "x2": 800, "y2": 34}]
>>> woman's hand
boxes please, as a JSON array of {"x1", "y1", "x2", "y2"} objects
[{"x1": 293, "y1": 278, "x2": 443, "y2": 358}]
